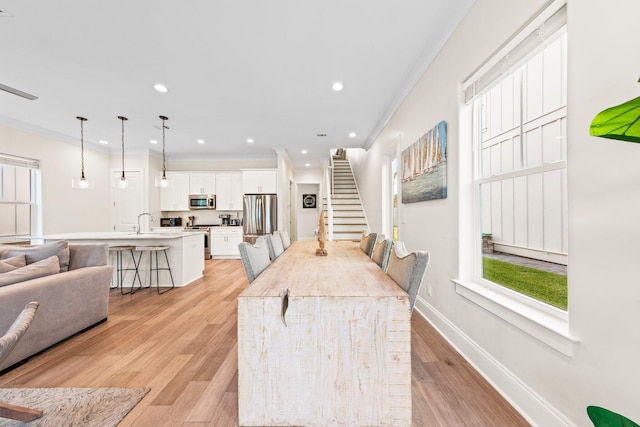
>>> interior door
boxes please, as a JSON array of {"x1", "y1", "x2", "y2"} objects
[{"x1": 112, "y1": 170, "x2": 144, "y2": 232}]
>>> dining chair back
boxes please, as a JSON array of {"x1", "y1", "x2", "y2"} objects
[
  {"x1": 358, "y1": 231, "x2": 377, "y2": 257},
  {"x1": 238, "y1": 237, "x2": 271, "y2": 284},
  {"x1": 0, "y1": 301, "x2": 43, "y2": 422},
  {"x1": 267, "y1": 233, "x2": 285, "y2": 260},
  {"x1": 386, "y1": 242, "x2": 430, "y2": 311},
  {"x1": 279, "y1": 229, "x2": 291, "y2": 249},
  {"x1": 371, "y1": 236, "x2": 393, "y2": 272}
]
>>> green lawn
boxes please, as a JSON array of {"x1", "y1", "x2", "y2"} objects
[{"x1": 482, "y1": 257, "x2": 567, "y2": 310}]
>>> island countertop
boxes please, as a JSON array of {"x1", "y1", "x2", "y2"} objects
[
  {"x1": 41, "y1": 231, "x2": 205, "y2": 288},
  {"x1": 39, "y1": 230, "x2": 203, "y2": 240}
]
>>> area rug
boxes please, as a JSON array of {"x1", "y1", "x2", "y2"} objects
[{"x1": 0, "y1": 387, "x2": 149, "y2": 427}]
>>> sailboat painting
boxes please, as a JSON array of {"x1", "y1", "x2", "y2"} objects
[{"x1": 401, "y1": 120, "x2": 447, "y2": 203}]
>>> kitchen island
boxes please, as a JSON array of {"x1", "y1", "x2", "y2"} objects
[{"x1": 41, "y1": 231, "x2": 204, "y2": 288}]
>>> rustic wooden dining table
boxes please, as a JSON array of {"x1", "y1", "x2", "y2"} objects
[{"x1": 237, "y1": 239, "x2": 411, "y2": 427}]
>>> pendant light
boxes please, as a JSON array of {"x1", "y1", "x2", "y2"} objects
[
  {"x1": 72, "y1": 116, "x2": 94, "y2": 189},
  {"x1": 155, "y1": 115, "x2": 170, "y2": 188},
  {"x1": 117, "y1": 115, "x2": 129, "y2": 189}
]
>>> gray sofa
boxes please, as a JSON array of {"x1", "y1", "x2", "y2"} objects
[{"x1": 0, "y1": 242, "x2": 113, "y2": 372}]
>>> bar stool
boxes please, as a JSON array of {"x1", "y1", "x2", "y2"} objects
[
  {"x1": 133, "y1": 245, "x2": 175, "y2": 294},
  {"x1": 109, "y1": 245, "x2": 141, "y2": 295}
]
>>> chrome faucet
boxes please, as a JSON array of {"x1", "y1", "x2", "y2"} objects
[{"x1": 136, "y1": 213, "x2": 154, "y2": 234}]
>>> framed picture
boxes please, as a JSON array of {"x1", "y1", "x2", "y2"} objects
[
  {"x1": 401, "y1": 120, "x2": 447, "y2": 203},
  {"x1": 302, "y1": 194, "x2": 317, "y2": 208}
]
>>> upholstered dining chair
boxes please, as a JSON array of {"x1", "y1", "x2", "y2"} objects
[
  {"x1": 238, "y1": 237, "x2": 271, "y2": 284},
  {"x1": 386, "y1": 242, "x2": 430, "y2": 311},
  {"x1": 358, "y1": 231, "x2": 377, "y2": 257},
  {"x1": 267, "y1": 232, "x2": 285, "y2": 261},
  {"x1": 0, "y1": 301, "x2": 43, "y2": 422},
  {"x1": 371, "y1": 236, "x2": 393, "y2": 272},
  {"x1": 279, "y1": 229, "x2": 291, "y2": 250}
]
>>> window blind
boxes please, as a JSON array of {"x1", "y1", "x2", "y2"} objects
[
  {"x1": 0, "y1": 153, "x2": 40, "y2": 169},
  {"x1": 463, "y1": 2, "x2": 567, "y2": 103}
]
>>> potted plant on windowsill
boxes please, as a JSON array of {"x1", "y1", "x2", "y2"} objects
[{"x1": 482, "y1": 233, "x2": 494, "y2": 254}]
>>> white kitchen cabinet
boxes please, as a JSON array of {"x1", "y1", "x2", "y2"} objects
[
  {"x1": 242, "y1": 169, "x2": 276, "y2": 194},
  {"x1": 189, "y1": 173, "x2": 216, "y2": 195},
  {"x1": 215, "y1": 172, "x2": 243, "y2": 211},
  {"x1": 160, "y1": 172, "x2": 190, "y2": 211},
  {"x1": 210, "y1": 227, "x2": 242, "y2": 258}
]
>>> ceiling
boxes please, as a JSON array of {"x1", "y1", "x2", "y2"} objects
[{"x1": 0, "y1": 0, "x2": 474, "y2": 170}]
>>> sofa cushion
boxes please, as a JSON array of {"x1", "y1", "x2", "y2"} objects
[
  {"x1": 0, "y1": 255, "x2": 27, "y2": 273},
  {"x1": 0, "y1": 241, "x2": 70, "y2": 272},
  {"x1": 0, "y1": 255, "x2": 60, "y2": 287}
]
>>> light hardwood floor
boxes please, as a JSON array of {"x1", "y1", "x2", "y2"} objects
[{"x1": 0, "y1": 259, "x2": 529, "y2": 426}]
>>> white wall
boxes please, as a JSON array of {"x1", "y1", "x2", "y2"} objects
[
  {"x1": 169, "y1": 158, "x2": 276, "y2": 171},
  {"x1": 276, "y1": 150, "x2": 294, "y2": 236},
  {"x1": 566, "y1": 0, "x2": 640, "y2": 422},
  {"x1": 351, "y1": 0, "x2": 640, "y2": 425},
  {"x1": 296, "y1": 183, "x2": 320, "y2": 239},
  {"x1": 148, "y1": 153, "x2": 163, "y2": 224},
  {"x1": 0, "y1": 124, "x2": 112, "y2": 234},
  {"x1": 292, "y1": 169, "x2": 323, "y2": 240},
  {"x1": 294, "y1": 168, "x2": 323, "y2": 185}
]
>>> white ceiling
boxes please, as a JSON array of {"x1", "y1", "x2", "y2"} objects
[{"x1": 0, "y1": 0, "x2": 474, "y2": 169}]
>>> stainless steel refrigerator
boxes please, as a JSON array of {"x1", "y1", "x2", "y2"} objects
[{"x1": 243, "y1": 194, "x2": 277, "y2": 243}]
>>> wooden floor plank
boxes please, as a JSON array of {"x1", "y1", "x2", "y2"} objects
[{"x1": 0, "y1": 259, "x2": 530, "y2": 426}]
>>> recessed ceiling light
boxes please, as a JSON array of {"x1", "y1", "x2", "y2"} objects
[
  {"x1": 247, "y1": 138, "x2": 254, "y2": 144},
  {"x1": 301, "y1": 149, "x2": 308, "y2": 154},
  {"x1": 154, "y1": 84, "x2": 168, "y2": 93},
  {"x1": 332, "y1": 82, "x2": 343, "y2": 92},
  {"x1": 197, "y1": 139, "x2": 205, "y2": 144},
  {"x1": 98, "y1": 140, "x2": 108, "y2": 145},
  {"x1": 317, "y1": 133, "x2": 327, "y2": 137},
  {"x1": 305, "y1": 163, "x2": 310, "y2": 167},
  {"x1": 150, "y1": 139, "x2": 158, "y2": 144},
  {"x1": 349, "y1": 132, "x2": 356, "y2": 138}
]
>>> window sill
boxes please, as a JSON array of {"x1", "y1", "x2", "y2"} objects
[{"x1": 452, "y1": 278, "x2": 579, "y2": 356}]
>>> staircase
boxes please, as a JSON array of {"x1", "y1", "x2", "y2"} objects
[{"x1": 324, "y1": 159, "x2": 369, "y2": 241}]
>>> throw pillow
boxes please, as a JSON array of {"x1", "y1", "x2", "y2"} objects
[
  {"x1": 0, "y1": 255, "x2": 27, "y2": 273},
  {"x1": 0, "y1": 255, "x2": 60, "y2": 287},
  {"x1": 0, "y1": 240, "x2": 70, "y2": 272}
]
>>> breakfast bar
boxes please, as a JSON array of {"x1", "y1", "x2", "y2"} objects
[
  {"x1": 237, "y1": 240, "x2": 411, "y2": 427},
  {"x1": 40, "y1": 231, "x2": 204, "y2": 288}
]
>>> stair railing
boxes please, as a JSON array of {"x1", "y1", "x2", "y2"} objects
[
  {"x1": 325, "y1": 161, "x2": 334, "y2": 241},
  {"x1": 330, "y1": 155, "x2": 335, "y2": 198}
]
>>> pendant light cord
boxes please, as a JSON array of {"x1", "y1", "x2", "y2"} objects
[
  {"x1": 160, "y1": 115, "x2": 169, "y2": 179},
  {"x1": 162, "y1": 116, "x2": 166, "y2": 177},
  {"x1": 118, "y1": 116, "x2": 128, "y2": 179},
  {"x1": 76, "y1": 116, "x2": 88, "y2": 180}
]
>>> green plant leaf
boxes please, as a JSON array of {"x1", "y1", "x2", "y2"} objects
[
  {"x1": 587, "y1": 406, "x2": 640, "y2": 427},
  {"x1": 590, "y1": 96, "x2": 640, "y2": 143}
]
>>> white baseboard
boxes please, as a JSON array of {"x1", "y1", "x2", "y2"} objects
[{"x1": 413, "y1": 296, "x2": 575, "y2": 427}]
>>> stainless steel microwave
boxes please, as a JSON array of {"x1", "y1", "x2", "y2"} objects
[{"x1": 189, "y1": 194, "x2": 215, "y2": 210}]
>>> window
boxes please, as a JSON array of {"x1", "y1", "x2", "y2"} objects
[
  {"x1": 467, "y1": 5, "x2": 568, "y2": 310},
  {"x1": 0, "y1": 153, "x2": 39, "y2": 244},
  {"x1": 391, "y1": 155, "x2": 398, "y2": 241}
]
